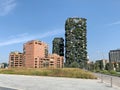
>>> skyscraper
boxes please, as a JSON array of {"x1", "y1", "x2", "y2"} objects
[
  {"x1": 65, "y1": 17, "x2": 87, "y2": 68},
  {"x1": 109, "y1": 49, "x2": 120, "y2": 63},
  {"x1": 52, "y1": 37, "x2": 64, "y2": 56}
]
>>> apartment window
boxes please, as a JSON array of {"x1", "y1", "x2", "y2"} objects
[
  {"x1": 38, "y1": 43, "x2": 42, "y2": 45},
  {"x1": 35, "y1": 66, "x2": 37, "y2": 68},
  {"x1": 29, "y1": 43, "x2": 32, "y2": 45},
  {"x1": 51, "y1": 57, "x2": 54, "y2": 59}
]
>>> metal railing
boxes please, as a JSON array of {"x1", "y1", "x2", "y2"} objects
[{"x1": 95, "y1": 73, "x2": 120, "y2": 88}]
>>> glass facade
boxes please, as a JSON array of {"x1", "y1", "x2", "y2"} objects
[{"x1": 109, "y1": 49, "x2": 120, "y2": 63}]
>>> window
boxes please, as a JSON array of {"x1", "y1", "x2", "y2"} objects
[
  {"x1": 38, "y1": 43, "x2": 41, "y2": 45},
  {"x1": 35, "y1": 66, "x2": 37, "y2": 68}
]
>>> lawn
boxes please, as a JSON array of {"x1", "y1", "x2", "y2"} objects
[{"x1": 0, "y1": 68, "x2": 97, "y2": 79}]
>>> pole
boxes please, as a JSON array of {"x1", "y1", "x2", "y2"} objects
[
  {"x1": 110, "y1": 77, "x2": 112, "y2": 87},
  {"x1": 101, "y1": 74, "x2": 103, "y2": 83}
]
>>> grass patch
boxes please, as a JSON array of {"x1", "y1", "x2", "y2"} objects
[
  {"x1": 95, "y1": 70, "x2": 120, "y2": 77},
  {"x1": 0, "y1": 68, "x2": 97, "y2": 79}
]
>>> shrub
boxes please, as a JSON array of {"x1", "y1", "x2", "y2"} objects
[
  {"x1": 101, "y1": 70, "x2": 109, "y2": 74},
  {"x1": 109, "y1": 70, "x2": 117, "y2": 75},
  {"x1": 69, "y1": 62, "x2": 80, "y2": 68}
]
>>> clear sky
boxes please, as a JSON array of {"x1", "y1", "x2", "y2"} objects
[{"x1": 0, "y1": 0, "x2": 120, "y2": 63}]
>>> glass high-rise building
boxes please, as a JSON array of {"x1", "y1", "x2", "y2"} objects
[
  {"x1": 52, "y1": 37, "x2": 64, "y2": 56},
  {"x1": 65, "y1": 17, "x2": 87, "y2": 68},
  {"x1": 109, "y1": 49, "x2": 120, "y2": 63}
]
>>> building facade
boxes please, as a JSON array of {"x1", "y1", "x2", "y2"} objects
[
  {"x1": 9, "y1": 52, "x2": 23, "y2": 67},
  {"x1": 48, "y1": 54, "x2": 64, "y2": 68},
  {"x1": 109, "y1": 49, "x2": 120, "y2": 63},
  {"x1": 0, "y1": 63, "x2": 4, "y2": 68},
  {"x1": 23, "y1": 40, "x2": 48, "y2": 68},
  {"x1": 96, "y1": 59, "x2": 108, "y2": 70},
  {"x1": 65, "y1": 17, "x2": 87, "y2": 68},
  {"x1": 52, "y1": 37, "x2": 64, "y2": 56},
  {"x1": 35, "y1": 54, "x2": 64, "y2": 68},
  {"x1": 8, "y1": 40, "x2": 64, "y2": 68}
]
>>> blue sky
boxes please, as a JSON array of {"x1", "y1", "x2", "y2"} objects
[{"x1": 0, "y1": 0, "x2": 120, "y2": 63}]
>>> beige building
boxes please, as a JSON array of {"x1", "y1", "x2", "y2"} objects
[
  {"x1": 96, "y1": 59, "x2": 108, "y2": 70},
  {"x1": 23, "y1": 40, "x2": 48, "y2": 68},
  {"x1": 9, "y1": 52, "x2": 23, "y2": 67},
  {"x1": 0, "y1": 63, "x2": 4, "y2": 68}
]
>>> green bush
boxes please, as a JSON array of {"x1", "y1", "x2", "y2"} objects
[
  {"x1": 109, "y1": 70, "x2": 117, "y2": 75},
  {"x1": 101, "y1": 70, "x2": 109, "y2": 74},
  {"x1": 69, "y1": 62, "x2": 80, "y2": 68}
]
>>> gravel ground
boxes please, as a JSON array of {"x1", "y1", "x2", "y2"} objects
[{"x1": 0, "y1": 74, "x2": 119, "y2": 90}]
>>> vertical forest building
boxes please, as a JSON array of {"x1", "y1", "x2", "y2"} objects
[
  {"x1": 65, "y1": 17, "x2": 87, "y2": 68},
  {"x1": 52, "y1": 37, "x2": 64, "y2": 56}
]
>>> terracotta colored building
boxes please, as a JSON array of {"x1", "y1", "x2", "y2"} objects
[
  {"x1": 23, "y1": 40, "x2": 48, "y2": 68},
  {"x1": 9, "y1": 51, "x2": 23, "y2": 67},
  {"x1": 9, "y1": 40, "x2": 64, "y2": 68},
  {"x1": 48, "y1": 54, "x2": 64, "y2": 68},
  {"x1": 38, "y1": 54, "x2": 64, "y2": 68}
]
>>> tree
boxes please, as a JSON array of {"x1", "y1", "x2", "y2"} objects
[
  {"x1": 87, "y1": 62, "x2": 95, "y2": 71},
  {"x1": 116, "y1": 62, "x2": 120, "y2": 72},
  {"x1": 105, "y1": 63, "x2": 114, "y2": 71},
  {"x1": 2, "y1": 63, "x2": 8, "y2": 68},
  {"x1": 94, "y1": 62, "x2": 100, "y2": 71},
  {"x1": 70, "y1": 61, "x2": 80, "y2": 68}
]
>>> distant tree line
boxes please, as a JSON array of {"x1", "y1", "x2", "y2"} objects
[{"x1": 87, "y1": 61, "x2": 120, "y2": 72}]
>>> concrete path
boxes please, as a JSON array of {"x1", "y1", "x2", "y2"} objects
[
  {"x1": 0, "y1": 87, "x2": 16, "y2": 90},
  {"x1": 0, "y1": 74, "x2": 119, "y2": 90},
  {"x1": 95, "y1": 73, "x2": 120, "y2": 87}
]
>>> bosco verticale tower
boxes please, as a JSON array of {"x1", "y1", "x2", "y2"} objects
[
  {"x1": 52, "y1": 37, "x2": 64, "y2": 56},
  {"x1": 65, "y1": 17, "x2": 87, "y2": 68}
]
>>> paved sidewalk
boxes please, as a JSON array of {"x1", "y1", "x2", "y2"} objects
[
  {"x1": 0, "y1": 74, "x2": 119, "y2": 90},
  {"x1": 95, "y1": 73, "x2": 120, "y2": 87},
  {"x1": 0, "y1": 87, "x2": 16, "y2": 90}
]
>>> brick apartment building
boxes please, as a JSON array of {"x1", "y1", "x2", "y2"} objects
[
  {"x1": 9, "y1": 40, "x2": 64, "y2": 68},
  {"x1": 34, "y1": 54, "x2": 64, "y2": 68},
  {"x1": 23, "y1": 40, "x2": 48, "y2": 68},
  {"x1": 48, "y1": 54, "x2": 64, "y2": 68},
  {"x1": 9, "y1": 51, "x2": 23, "y2": 67}
]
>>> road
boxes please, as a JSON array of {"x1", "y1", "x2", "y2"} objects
[
  {"x1": 0, "y1": 74, "x2": 119, "y2": 90},
  {"x1": 0, "y1": 87, "x2": 16, "y2": 90},
  {"x1": 95, "y1": 73, "x2": 120, "y2": 87}
]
